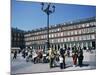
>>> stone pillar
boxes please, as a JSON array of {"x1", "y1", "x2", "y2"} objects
[
  {"x1": 77, "y1": 42, "x2": 79, "y2": 47},
  {"x1": 60, "y1": 44, "x2": 62, "y2": 48},
  {"x1": 90, "y1": 41, "x2": 92, "y2": 48},
  {"x1": 73, "y1": 42, "x2": 75, "y2": 47},
  {"x1": 69, "y1": 43, "x2": 71, "y2": 48},
  {"x1": 81, "y1": 42, "x2": 83, "y2": 49},
  {"x1": 66, "y1": 43, "x2": 68, "y2": 49},
  {"x1": 56, "y1": 44, "x2": 58, "y2": 50},
  {"x1": 85, "y1": 42, "x2": 88, "y2": 49}
]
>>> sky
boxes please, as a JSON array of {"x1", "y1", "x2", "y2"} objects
[{"x1": 11, "y1": 0, "x2": 96, "y2": 31}]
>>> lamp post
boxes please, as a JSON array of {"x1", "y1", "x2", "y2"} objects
[{"x1": 41, "y1": 3, "x2": 55, "y2": 51}]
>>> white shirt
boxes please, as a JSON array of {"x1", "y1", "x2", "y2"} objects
[{"x1": 59, "y1": 56, "x2": 63, "y2": 63}]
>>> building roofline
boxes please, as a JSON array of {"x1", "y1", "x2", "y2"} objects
[{"x1": 25, "y1": 16, "x2": 96, "y2": 34}]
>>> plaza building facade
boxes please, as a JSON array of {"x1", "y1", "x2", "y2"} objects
[
  {"x1": 11, "y1": 28, "x2": 25, "y2": 49},
  {"x1": 24, "y1": 17, "x2": 96, "y2": 51}
]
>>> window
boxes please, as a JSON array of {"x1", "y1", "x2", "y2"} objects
[
  {"x1": 68, "y1": 26, "x2": 72, "y2": 30},
  {"x1": 65, "y1": 27, "x2": 68, "y2": 30},
  {"x1": 49, "y1": 30, "x2": 52, "y2": 33},
  {"x1": 78, "y1": 24, "x2": 82, "y2": 28},
  {"x1": 87, "y1": 28, "x2": 90, "y2": 33},
  {"x1": 14, "y1": 38, "x2": 16, "y2": 41},
  {"x1": 26, "y1": 38, "x2": 28, "y2": 41},
  {"x1": 35, "y1": 36, "x2": 37, "y2": 40},
  {"x1": 94, "y1": 27, "x2": 96, "y2": 32},
  {"x1": 61, "y1": 38, "x2": 63, "y2": 42},
  {"x1": 74, "y1": 30, "x2": 77, "y2": 35},
  {"x1": 57, "y1": 28, "x2": 60, "y2": 31},
  {"x1": 82, "y1": 35, "x2": 86, "y2": 40},
  {"x1": 56, "y1": 33, "x2": 58, "y2": 37},
  {"x1": 73, "y1": 25, "x2": 76, "y2": 29},
  {"x1": 51, "y1": 39, "x2": 54, "y2": 43},
  {"x1": 32, "y1": 37, "x2": 34, "y2": 40},
  {"x1": 71, "y1": 31, "x2": 74, "y2": 35},
  {"x1": 88, "y1": 28, "x2": 93, "y2": 33},
  {"x1": 58, "y1": 33, "x2": 60, "y2": 37},
  {"x1": 54, "y1": 33, "x2": 57, "y2": 37},
  {"x1": 93, "y1": 22, "x2": 96, "y2": 26},
  {"x1": 36, "y1": 32, "x2": 38, "y2": 35},
  {"x1": 58, "y1": 38, "x2": 60, "y2": 43},
  {"x1": 55, "y1": 39, "x2": 58, "y2": 43},
  {"x1": 91, "y1": 27, "x2": 96, "y2": 33},
  {"x1": 67, "y1": 31, "x2": 70, "y2": 36},
  {"x1": 67, "y1": 37, "x2": 70, "y2": 41},
  {"x1": 44, "y1": 35, "x2": 46, "y2": 38},
  {"x1": 18, "y1": 33, "x2": 20, "y2": 37},
  {"x1": 82, "y1": 24, "x2": 85, "y2": 27},
  {"x1": 82, "y1": 29, "x2": 86, "y2": 33},
  {"x1": 52, "y1": 34, "x2": 54, "y2": 38},
  {"x1": 61, "y1": 32, "x2": 63, "y2": 36},
  {"x1": 51, "y1": 29, "x2": 54, "y2": 32},
  {"x1": 62, "y1": 27, "x2": 66, "y2": 30},
  {"x1": 63, "y1": 32, "x2": 66, "y2": 36},
  {"x1": 71, "y1": 37, "x2": 74, "y2": 41},
  {"x1": 86, "y1": 35, "x2": 91, "y2": 40},
  {"x1": 78, "y1": 30, "x2": 82, "y2": 34},
  {"x1": 30, "y1": 37, "x2": 32, "y2": 40},
  {"x1": 64, "y1": 38, "x2": 67, "y2": 42},
  {"x1": 90, "y1": 22, "x2": 95, "y2": 27},
  {"x1": 41, "y1": 35, "x2": 42, "y2": 39},
  {"x1": 85, "y1": 28, "x2": 88, "y2": 33},
  {"x1": 78, "y1": 36, "x2": 80, "y2": 41},
  {"x1": 91, "y1": 34, "x2": 95, "y2": 39},
  {"x1": 43, "y1": 35, "x2": 45, "y2": 39},
  {"x1": 85, "y1": 35, "x2": 88, "y2": 40},
  {"x1": 49, "y1": 34, "x2": 51, "y2": 38},
  {"x1": 74, "y1": 36, "x2": 78, "y2": 41},
  {"x1": 86, "y1": 23, "x2": 89, "y2": 27},
  {"x1": 78, "y1": 36, "x2": 81, "y2": 41}
]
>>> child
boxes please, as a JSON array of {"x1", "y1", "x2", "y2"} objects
[{"x1": 59, "y1": 56, "x2": 64, "y2": 69}]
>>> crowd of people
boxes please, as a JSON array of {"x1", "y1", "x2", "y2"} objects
[
  {"x1": 49, "y1": 46, "x2": 84, "y2": 69},
  {"x1": 12, "y1": 46, "x2": 94, "y2": 69},
  {"x1": 12, "y1": 48, "x2": 33, "y2": 61}
]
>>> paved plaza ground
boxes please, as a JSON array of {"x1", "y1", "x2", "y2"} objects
[{"x1": 11, "y1": 50, "x2": 96, "y2": 74}]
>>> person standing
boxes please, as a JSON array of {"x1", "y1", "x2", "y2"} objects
[
  {"x1": 26, "y1": 51, "x2": 33, "y2": 62},
  {"x1": 59, "y1": 55, "x2": 64, "y2": 69},
  {"x1": 13, "y1": 50, "x2": 17, "y2": 59},
  {"x1": 72, "y1": 46, "x2": 78, "y2": 67},
  {"x1": 59, "y1": 47, "x2": 66, "y2": 69},
  {"x1": 49, "y1": 48, "x2": 55, "y2": 68},
  {"x1": 22, "y1": 50, "x2": 26, "y2": 58},
  {"x1": 78, "y1": 47, "x2": 84, "y2": 67},
  {"x1": 67, "y1": 48, "x2": 70, "y2": 57}
]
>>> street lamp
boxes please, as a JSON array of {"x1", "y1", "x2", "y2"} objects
[{"x1": 41, "y1": 3, "x2": 55, "y2": 51}]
